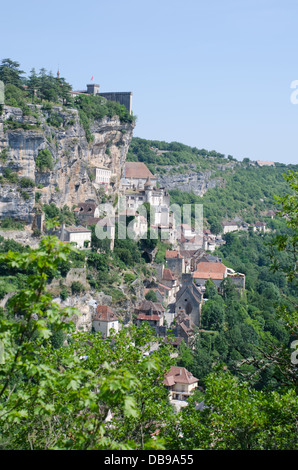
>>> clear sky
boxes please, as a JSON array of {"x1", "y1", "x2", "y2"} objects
[{"x1": 2, "y1": 0, "x2": 298, "y2": 164}]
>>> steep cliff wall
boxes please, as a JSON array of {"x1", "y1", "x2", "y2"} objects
[{"x1": 0, "y1": 104, "x2": 135, "y2": 223}]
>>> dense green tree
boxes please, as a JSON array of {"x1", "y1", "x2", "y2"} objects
[{"x1": 0, "y1": 59, "x2": 25, "y2": 88}]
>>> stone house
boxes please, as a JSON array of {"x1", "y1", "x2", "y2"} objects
[
  {"x1": 171, "y1": 311, "x2": 196, "y2": 346},
  {"x1": 61, "y1": 225, "x2": 92, "y2": 249},
  {"x1": 73, "y1": 200, "x2": 100, "y2": 224},
  {"x1": 192, "y1": 261, "x2": 227, "y2": 289},
  {"x1": 221, "y1": 221, "x2": 239, "y2": 234},
  {"x1": 120, "y1": 162, "x2": 157, "y2": 190},
  {"x1": 134, "y1": 300, "x2": 165, "y2": 328},
  {"x1": 163, "y1": 366, "x2": 199, "y2": 401},
  {"x1": 92, "y1": 305, "x2": 119, "y2": 338},
  {"x1": 166, "y1": 250, "x2": 185, "y2": 279}
]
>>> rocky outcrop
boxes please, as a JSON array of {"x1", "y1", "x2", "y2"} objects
[
  {"x1": 0, "y1": 104, "x2": 135, "y2": 223},
  {"x1": 157, "y1": 170, "x2": 223, "y2": 196}
]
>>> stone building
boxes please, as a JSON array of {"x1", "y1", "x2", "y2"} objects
[
  {"x1": 175, "y1": 274, "x2": 203, "y2": 327},
  {"x1": 163, "y1": 366, "x2": 199, "y2": 401},
  {"x1": 192, "y1": 261, "x2": 227, "y2": 289},
  {"x1": 61, "y1": 225, "x2": 92, "y2": 249},
  {"x1": 134, "y1": 300, "x2": 165, "y2": 328},
  {"x1": 74, "y1": 200, "x2": 100, "y2": 225},
  {"x1": 120, "y1": 162, "x2": 157, "y2": 190},
  {"x1": 92, "y1": 305, "x2": 119, "y2": 338}
]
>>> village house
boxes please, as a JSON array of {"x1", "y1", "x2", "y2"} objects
[
  {"x1": 192, "y1": 261, "x2": 227, "y2": 289},
  {"x1": 120, "y1": 162, "x2": 157, "y2": 190},
  {"x1": 227, "y1": 271, "x2": 246, "y2": 297},
  {"x1": 165, "y1": 250, "x2": 186, "y2": 279},
  {"x1": 221, "y1": 221, "x2": 239, "y2": 234},
  {"x1": 256, "y1": 160, "x2": 275, "y2": 167},
  {"x1": 134, "y1": 300, "x2": 165, "y2": 328},
  {"x1": 61, "y1": 225, "x2": 92, "y2": 249},
  {"x1": 92, "y1": 305, "x2": 119, "y2": 338},
  {"x1": 253, "y1": 221, "x2": 267, "y2": 233},
  {"x1": 163, "y1": 366, "x2": 199, "y2": 401},
  {"x1": 73, "y1": 200, "x2": 100, "y2": 225},
  {"x1": 171, "y1": 310, "x2": 197, "y2": 347}
]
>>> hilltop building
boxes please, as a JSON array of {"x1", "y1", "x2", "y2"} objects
[
  {"x1": 71, "y1": 83, "x2": 133, "y2": 114},
  {"x1": 120, "y1": 162, "x2": 176, "y2": 243}
]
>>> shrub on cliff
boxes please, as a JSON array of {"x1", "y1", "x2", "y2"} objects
[{"x1": 35, "y1": 149, "x2": 53, "y2": 171}]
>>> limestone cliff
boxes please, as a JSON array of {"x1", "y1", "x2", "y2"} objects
[{"x1": 0, "y1": 104, "x2": 135, "y2": 223}]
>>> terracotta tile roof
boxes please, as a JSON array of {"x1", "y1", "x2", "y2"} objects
[
  {"x1": 165, "y1": 250, "x2": 182, "y2": 259},
  {"x1": 162, "y1": 268, "x2": 176, "y2": 281},
  {"x1": 163, "y1": 366, "x2": 198, "y2": 387},
  {"x1": 194, "y1": 262, "x2": 226, "y2": 274},
  {"x1": 124, "y1": 162, "x2": 155, "y2": 179},
  {"x1": 137, "y1": 314, "x2": 162, "y2": 321},
  {"x1": 193, "y1": 272, "x2": 224, "y2": 280},
  {"x1": 94, "y1": 305, "x2": 117, "y2": 322}
]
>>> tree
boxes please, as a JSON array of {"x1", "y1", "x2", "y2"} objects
[
  {"x1": 164, "y1": 367, "x2": 298, "y2": 450},
  {"x1": 35, "y1": 149, "x2": 53, "y2": 172},
  {"x1": 145, "y1": 290, "x2": 158, "y2": 302},
  {"x1": 0, "y1": 59, "x2": 25, "y2": 88},
  {"x1": 0, "y1": 237, "x2": 172, "y2": 450}
]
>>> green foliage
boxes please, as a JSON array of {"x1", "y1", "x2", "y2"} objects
[
  {"x1": 47, "y1": 112, "x2": 63, "y2": 128},
  {"x1": 35, "y1": 149, "x2": 53, "y2": 172},
  {"x1": 19, "y1": 177, "x2": 35, "y2": 189},
  {"x1": 0, "y1": 218, "x2": 25, "y2": 231},
  {"x1": 71, "y1": 281, "x2": 85, "y2": 295},
  {"x1": 145, "y1": 290, "x2": 158, "y2": 302},
  {"x1": 164, "y1": 368, "x2": 298, "y2": 450},
  {"x1": 0, "y1": 59, "x2": 25, "y2": 88}
]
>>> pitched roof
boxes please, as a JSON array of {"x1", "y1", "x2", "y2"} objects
[
  {"x1": 94, "y1": 305, "x2": 117, "y2": 322},
  {"x1": 162, "y1": 268, "x2": 176, "y2": 281},
  {"x1": 137, "y1": 314, "x2": 162, "y2": 322},
  {"x1": 194, "y1": 261, "x2": 226, "y2": 274},
  {"x1": 165, "y1": 250, "x2": 182, "y2": 259},
  {"x1": 163, "y1": 366, "x2": 198, "y2": 387},
  {"x1": 76, "y1": 201, "x2": 97, "y2": 214},
  {"x1": 64, "y1": 225, "x2": 91, "y2": 233},
  {"x1": 124, "y1": 162, "x2": 155, "y2": 179},
  {"x1": 193, "y1": 261, "x2": 227, "y2": 280},
  {"x1": 135, "y1": 300, "x2": 165, "y2": 313}
]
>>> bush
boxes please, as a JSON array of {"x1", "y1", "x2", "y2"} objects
[
  {"x1": 35, "y1": 149, "x2": 53, "y2": 172},
  {"x1": 71, "y1": 281, "x2": 85, "y2": 295},
  {"x1": 19, "y1": 177, "x2": 35, "y2": 188}
]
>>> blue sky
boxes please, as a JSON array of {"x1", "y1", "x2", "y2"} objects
[{"x1": 2, "y1": 0, "x2": 298, "y2": 164}]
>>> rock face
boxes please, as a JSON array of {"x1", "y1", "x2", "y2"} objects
[
  {"x1": 157, "y1": 171, "x2": 222, "y2": 196},
  {"x1": 0, "y1": 105, "x2": 135, "y2": 223}
]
